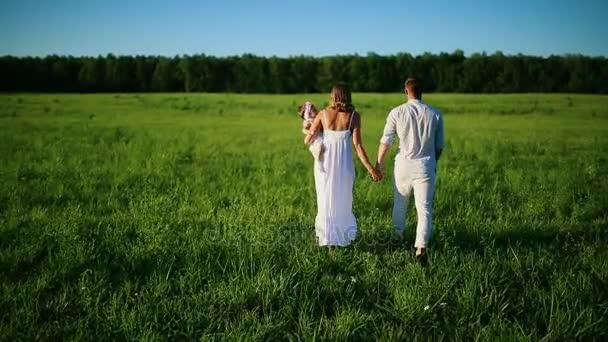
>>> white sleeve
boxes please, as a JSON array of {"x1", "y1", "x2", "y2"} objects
[
  {"x1": 435, "y1": 110, "x2": 444, "y2": 150},
  {"x1": 380, "y1": 109, "x2": 397, "y2": 145}
]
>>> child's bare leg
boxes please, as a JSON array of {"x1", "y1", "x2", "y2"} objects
[
  {"x1": 317, "y1": 144, "x2": 324, "y2": 161},
  {"x1": 310, "y1": 143, "x2": 322, "y2": 160}
]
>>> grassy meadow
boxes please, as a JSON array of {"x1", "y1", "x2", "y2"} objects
[{"x1": 1, "y1": 93, "x2": 607, "y2": 340}]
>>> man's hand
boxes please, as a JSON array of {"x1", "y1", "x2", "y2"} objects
[{"x1": 375, "y1": 162, "x2": 385, "y2": 181}]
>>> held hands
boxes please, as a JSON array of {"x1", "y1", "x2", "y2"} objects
[
  {"x1": 369, "y1": 162, "x2": 385, "y2": 182},
  {"x1": 368, "y1": 163, "x2": 384, "y2": 182},
  {"x1": 369, "y1": 168, "x2": 382, "y2": 182}
]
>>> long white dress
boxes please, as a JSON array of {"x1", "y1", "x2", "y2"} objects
[{"x1": 314, "y1": 112, "x2": 357, "y2": 246}]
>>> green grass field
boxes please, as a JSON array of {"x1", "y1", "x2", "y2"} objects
[{"x1": 1, "y1": 93, "x2": 607, "y2": 340}]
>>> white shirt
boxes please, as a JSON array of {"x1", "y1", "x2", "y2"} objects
[{"x1": 380, "y1": 99, "x2": 444, "y2": 161}]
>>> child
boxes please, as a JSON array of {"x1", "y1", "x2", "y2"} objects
[{"x1": 298, "y1": 101, "x2": 324, "y2": 165}]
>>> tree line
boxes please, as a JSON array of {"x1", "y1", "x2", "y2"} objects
[{"x1": 1, "y1": 51, "x2": 607, "y2": 93}]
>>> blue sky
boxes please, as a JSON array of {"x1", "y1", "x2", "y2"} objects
[{"x1": 1, "y1": 0, "x2": 606, "y2": 57}]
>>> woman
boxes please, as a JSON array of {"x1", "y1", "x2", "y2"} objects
[{"x1": 305, "y1": 83, "x2": 381, "y2": 247}]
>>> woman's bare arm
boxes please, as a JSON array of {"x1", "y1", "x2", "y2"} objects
[
  {"x1": 352, "y1": 113, "x2": 381, "y2": 181},
  {"x1": 304, "y1": 111, "x2": 324, "y2": 145},
  {"x1": 301, "y1": 121, "x2": 313, "y2": 135}
]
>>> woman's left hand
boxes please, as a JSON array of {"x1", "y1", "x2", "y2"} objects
[{"x1": 369, "y1": 168, "x2": 383, "y2": 181}]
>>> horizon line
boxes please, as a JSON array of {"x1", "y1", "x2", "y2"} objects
[{"x1": 1, "y1": 50, "x2": 607, "y2": 59}]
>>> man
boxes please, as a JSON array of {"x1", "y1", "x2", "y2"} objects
[{"x1": 375, "y1": 77, "x2": 444, "y2": 260}]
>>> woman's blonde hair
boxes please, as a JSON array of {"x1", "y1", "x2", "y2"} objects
[{"x1": 328, "y1": 83, "x2": 354, "y2": 112}]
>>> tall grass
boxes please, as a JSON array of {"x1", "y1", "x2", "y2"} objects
[{"x1": 1, "y1": 93, "x2": 607, "y2": 340}]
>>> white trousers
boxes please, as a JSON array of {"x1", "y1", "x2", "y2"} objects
[{"x1": 392, "y1": 157, "x2": 436, "y2": 248}]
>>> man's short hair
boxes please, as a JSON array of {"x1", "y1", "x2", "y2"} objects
[{"x1": 405, "y1": 77, "x2": 421, "y2": 96}]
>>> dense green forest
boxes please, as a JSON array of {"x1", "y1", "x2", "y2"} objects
[{"x1": 1, "y1": 51, "x2": 607, "y2": 93}]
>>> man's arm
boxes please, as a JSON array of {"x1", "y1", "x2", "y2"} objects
[
  {"x1": 376, "y1": 143, "x2": 391, "y2": 171},
  {"x1": 376, "y1": 109, "x2": 397, "y2": 171},
  {"x1": 434, "y1": 110, "x2": 444, "y2": 162}
]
